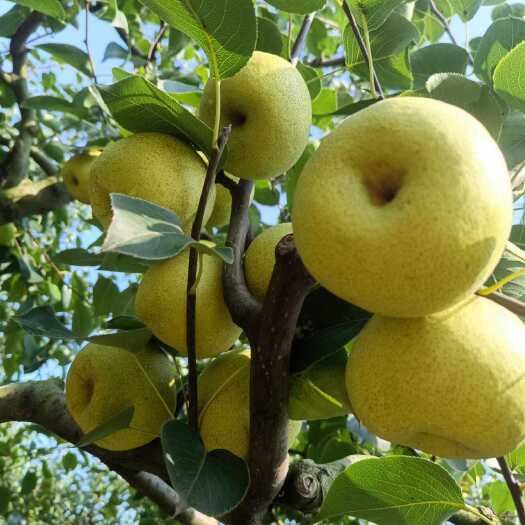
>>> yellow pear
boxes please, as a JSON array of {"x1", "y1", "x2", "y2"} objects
[
  {"x1": 346, "y1": 296, "x2": 525, "y2": 459},
  {"x1": 61, "y1": 149, "x2": 102, "y2": 204},
  {"x1": 90, "y1": 132, "x2": 214, "y2": 229},
  {"x1": 135, "y1": 251, "x2": 242, "y2": 358},
  {"x1": 199, "y1": 51, "x2": 311, "y2": 180},
  {"x1": 292, "y1": 97, "x2": 512, "y2": 317},
  {"x1": 244, "y1": 222, "x2": 293, "y2": 301},
  {"x1": 0, "y1": 223, "x2": 16, "y2": 246},
  {"x1": 198, "y1": 349, "x2": 302, "y2": 459},
  {"x1": 66, "y1": 343, "x2": 177, "y2": 451}
]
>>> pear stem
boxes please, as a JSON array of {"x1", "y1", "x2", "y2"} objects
[
  {"x1": 186, "y1": 125, "x2": 231, "y2": 431},
  {"x1": 497, "y1": 456, "x2": 525, "y2": 524},
  {"x1": 341, "y1": 0, "x2": 384, "y2": 100}
]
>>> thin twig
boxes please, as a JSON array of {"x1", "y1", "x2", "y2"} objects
[
  {"x1": 83, "y1": 1, "x2": 98, "y2": 84},
  {"x1": 146, "y1": 22, "x2": 168, "y2": 65},
  {"x1": 341, "y1": 0, "x2": 384, "y2": 99},
  {"x1": 428, "y1": 0, "x2": 474, "y2": 65},
  {"x1": 186, "y1": 125, "x2": 231, "y2": 430},
  {"x1": 484, "y1": 292, "x2": 525, "y2": 318},
  {"x1": 307, "y1": 55, "x2": 346, "y2": 68},
  {"x1": 497, "y1": 457, "x2": 525, "y2": 524},
  {"x1": 290, "y1": 14, "x2": 315, "y2": 66}
]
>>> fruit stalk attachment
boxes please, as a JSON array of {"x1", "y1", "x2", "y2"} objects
[{"x1": 186, "y1": 125, "x2": 231, "y2": 431}]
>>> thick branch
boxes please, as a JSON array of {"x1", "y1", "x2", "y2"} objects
[
  {"x1": 308, "y1": 56, "x2": 346, "y2": 68},
  {"x1": 228, "y1": 235, "x2": 315, "y2": 525},
  {"x1": 1, "y1": 11, "x2": 43, "y2": 188},
  {"x1": 0, "y1": 379, "x2": 214, "y2": 525},
  {"x1": 0, "y1": 176, "x2": 72, "y2": 225},
  {"x1": 222, "y1": 178, "x2": 261, "y2": 342}
]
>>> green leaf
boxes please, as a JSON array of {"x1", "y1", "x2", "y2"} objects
[
  {"x1": 485, "y1": 480, "x2": 515, "y2": 514},
  {"x1": 36, "y1": 44, "x2": 92, "y2": 77},
  {"x1": 347, "y1": 0, "x2": 408, "y2": 30},
  {"x1": 0, "y1": 6, "x2": 26, "y2": 38},
  {"x1": 410, "y1": 43, "x2": 469, "y2": 89},
  {"x1": 505, "y1": 442, "x2": 525, "y2": 470},
  {"x1": 103, "y1": 194, "x2": 233, "y2": 264},
  {"x1": 89, "y1": 327, "x2": 152, "y2": 350},
  {"x1": 62, "y1": 452, "x2": 78, "y2": 472},
  {"x1": 161, "y1": 420, "x2": 250, "y2": 516},
  {"x1": 286, "y1": 143, "x2": 315, "y2": 212},
  {"x1": 0, "y1": 487, "x2": 10, "y2": 514},
  {"x1": 449, "y1": 0, "x2": 482, "y2": 20},
  {"x1": 20, "y1": 471, "x2": 37, "y2": 495},
  {"x1": 493, "y1": 41, "x2": 525, "y2": 112},
  {"x1": 53, "y1": 248, "x2": 150, "y2": 273},
  {"x1": 474, "y1": 17, "x2": 525, "y2": 82},
  {"x1": 426, "y1": 73, "x2": 505, "y2": 139},
  {"x1": 22, "y1": 96, "x2": 87, "y2": 118},
  {"x1": 499, "y1": 111, "x2": 525, "y2": 168},
  {"x1": 344, "y1": 13, "x2": 419, "y2": 90},
  {"x1": 312, "y1": 88, "x2": 338, "y2": 115},
  {"x1": 256, "y1": 17, "x2": 283, "y2": 55},
  {"x1": 103, "y1": 42, "x2": 129, "y2": 62},
  {"x1": 93, "y1": 276, "x2": 120, "y2": 317},
  {"x1": 289, "y1": 348, "x2": 352, "y2": 420},
  {"x1": 263, "y1": 0, "x2": 326, "y2": 14},
  {"x1": 10, "y1": 0, "x2": 65, "y2": 19},
  {"x1": 14, "y1": 306, "x2": 75, "y2": 339},
  {"x1": 77, "y1": 406, "x2": 135, "y2": 448},
  {"x1": 254, "y1": 180, "x2": 280, "y2": 206},
  {"x1": 98, "y1": 75, "x2": 213, "y2": 155},
  {"x1": 72, "y1": 302, "x2": 93, "y2": 338},
  {"x1": 138, "y1": 0, "x2": 256, "y2": 79},
  {"x1": 317, "y1": 456, "x2": 465, "y2": 524},
  {"x1": 297, "y1": 62, "x2": 322, "y2": 100}
]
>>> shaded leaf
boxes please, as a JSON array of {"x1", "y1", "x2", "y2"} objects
[
  {"x1": 256, "y1": 16, "x2": 283, "y2": 55},
  {"x1": 263, "y1": 0, "x2": 327, "y2": 14},
  {"x1": 161, "y1": 420, "x2": 249, "y2": 516},
  {"x1": 11, "y1": 0, "x2": 64, "y2": 19},
  {"x1": 36, "y1": 44, "x2": 92, "y2": 77},
  {"x1": 77, "y1": 407, "x2": 135, "y2": 448}
]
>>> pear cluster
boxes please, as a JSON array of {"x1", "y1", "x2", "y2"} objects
[
  {"x1": 65, "y1": 51, "x2": 311, "y2": 452},
  {"x1": 292, "y1": 96, "x2": 524, "y2": 459}
]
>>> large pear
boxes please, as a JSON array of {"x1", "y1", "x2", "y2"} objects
[
  {"x1": 62, "y1": 149, "x2": 101, "y2": 204},
  {"x1": 90, "y1": 132, "x2": 214, "y2": 229},
  {"x1": 66, "y1": 343, "x2": 177, "y2": 451},
  {"x1": 135, "y1": 251, "x2": 242, "y2": 359},
  {"x1": 346, "y1": 296, "x2": 525, "y2": 458},
  {"x1": 292, "y1": 97, "x2": 512, "y2": 317},
  {"x1": 198, "y1": 349, "x2": 302, "y2": 459},
  {"x1": 199, "y1": 51, "x2": 311, "y2": 180},
  {"x1": 244, "y1": 222, "x2": 293, "y2": 301}
]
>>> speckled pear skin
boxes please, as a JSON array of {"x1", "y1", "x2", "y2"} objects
[
  {"x1": 198, "y1": 349, "x2": 302, "y2": 459},
  {"x1": 135, "y1": 251, "x2": 242, "y2": 359},
  {"x1": 292, "y1": 97, "x2": 513, "y2": 317},
  {"x1": 62, "y1": 149, "x2": 101, "y2": 204},
  {"x1": 244, "y1": 222, "x2": 293, "y2": 301},
  {"x1": 199, "y1": 51, "x2": 312, "y2": 181},
  {"x1": 90, "y1": 132, "x2": 215, "y2": 229},
  {"x1": 66, "y1": 343, "x2": 177, "y2": 451},
  {"x1": 346, "y1": 296, "x2": 525, "y2": 459}
]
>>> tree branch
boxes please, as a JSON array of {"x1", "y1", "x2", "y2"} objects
[
  {"x1": 341, "y1": 0, "x2": 384, "y2": 99},
  {"x1": 115, "y1": 27, "x2": 147, "y2": 60},
  {"x1": 146, "y1": 22, "x2": 168, "y2": 65},
  {"x1": 1, "y1": 11, "x2": 43, "y2": 188},
  {"x1": 497, "y1": 456, "x2": 525, "y2": 524},
  {"x1": 187, "y1": 125, "x2": 231, "y2": 430},
  {"x1": 222, "y1": 178, "x2": 261, "y2": 343},
  {"x1": 290, "y1": 14, "x2": 315, "y2": 66},
  {"x1": 0, "y1": 176, "x2": 72, "y2": 225},
  {"x1": 307, "y1": 56, "x2": 346, "y2": 68},
  {"x1": 0, "y1": 379, "x2": 215, "y2": 525},
  {"x1": 227, "y1": 235, "x2": 315, "y2": 525},
  {"x1": 0, "y1": 137, "x2": 58, "y2": 176}
]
